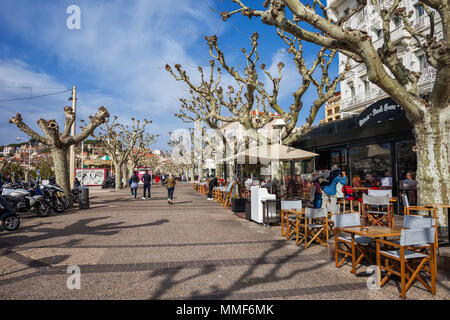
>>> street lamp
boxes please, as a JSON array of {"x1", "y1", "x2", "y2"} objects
[
  {"x1": 17, "y1": 137, "x2": 31, "y2": 182},
  {"x1": 272, "y1": 118, "x2": 287, "y2": 145}
]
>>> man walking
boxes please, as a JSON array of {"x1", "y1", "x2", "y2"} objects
[
  {"x1": 141, "y1": 170, "x2": 152, "y2": 200},
  {"x1": 164, "y1": 174, "x2": 176, "y2": 205}
]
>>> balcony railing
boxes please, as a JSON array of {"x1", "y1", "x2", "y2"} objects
[
  {"x1": 341, "y1": 89, "x2": 388, "y2": 110},
  {"x1": 414, "y1": 15, "x2": 427, "y2": 29},
  {"x1": 419, "y1": 66, "x2": 437, "y2": 83}
]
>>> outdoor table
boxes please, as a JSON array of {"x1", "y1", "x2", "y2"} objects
[
  {"x1": 339, "y1": 226, "x2": 402, "y2": 275},
  {"x1": 428, "y1": 204, "x2": 450, "y2": 243},
  {"x1": 261, "y1": 199, "x2": 281, "y2": 228}
]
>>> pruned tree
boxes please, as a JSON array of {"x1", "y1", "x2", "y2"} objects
[
  {"x1": 87, "y1": 116, "x2": 153, "y2": 190},
  {"x1": 9, "y1": 106, "x2": 109, "y2": 200},
  {"x1": 166, "y1": 31, "x2": 348, "y2": 146},
  {"x1": 125, "y1": 132, "x2": 159, "y2": 183},
  {"x1": 140, "y1": 154, "x2": 163, "y2": 175},
  {"x1": 223, "y1": 0, "x2": 450, "y2": 228}
]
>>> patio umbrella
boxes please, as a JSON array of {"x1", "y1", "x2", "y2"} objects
[{"x1": 218, "y1": 143, "x2": 318, "y2": 163}]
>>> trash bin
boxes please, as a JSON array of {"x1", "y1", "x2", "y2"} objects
[
  {"x1": 231, "y1": 198, "x2": 246, "y2": 212},
  {"x1": 79, "y1": 186, "x2": 89, "y2": 209},
  {"x1": 245, "y1": 199, "x2": 251, "y2": 221}
]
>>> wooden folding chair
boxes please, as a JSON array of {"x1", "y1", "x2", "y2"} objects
[
  {"x1": 280, "y1": 200, "x2": 303, "y2": 240},
  {"x1": 362, "y1": 194, "x2": 393, "y2": 228},
  {"x1": 296, "y1": 207, "x2": 329, "y2": 249},
  {"x1": 333, "y1": 212, "x2": 374, "y2": 271},
  {"x1": 326, "y1": 203, "x2": 341, "y2": 235},
  {"x1": 376, "y1": 228, "x2": 436, "y2": 299},
  {"x1": 402, "y1": 194, "x2": 439, "y2": 254}
]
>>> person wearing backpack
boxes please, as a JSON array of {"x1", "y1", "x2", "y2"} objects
[{"x1": 322, "y1": 165, "x2": 347, "y2": 208}]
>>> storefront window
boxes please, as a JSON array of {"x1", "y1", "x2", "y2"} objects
[{"x1": 350, "y1": 143, "x2": 392, "y2": 188}]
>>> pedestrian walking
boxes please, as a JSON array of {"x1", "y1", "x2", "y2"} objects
[
  {"x1": 130, "y1": 171, "x2": 139, "y2": 200},
  {"x1": 164, "y1": 174, "x2": 176, "y2": 205},
  {"x1": 161, "y1": 173, "x2": 166, "y2": 186},
  {"x1": 141, "y1": 170, "x2": 152, "y2": 200}
]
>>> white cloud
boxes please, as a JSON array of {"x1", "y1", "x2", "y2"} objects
[{"x1": 0, "y1": 0, "x2": 226, "y2": 147}]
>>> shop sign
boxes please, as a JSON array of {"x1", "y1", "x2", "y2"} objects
[{"x1": 357, "y1": 98, "x2": 405, "y2": 127}]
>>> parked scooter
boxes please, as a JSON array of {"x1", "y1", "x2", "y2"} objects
[
  {"x1": 1, "y1": 182, "x2": 52, "y2": 217},
  {"x1": 0, "y1": 195, "x2": 20, "y2": 231}
]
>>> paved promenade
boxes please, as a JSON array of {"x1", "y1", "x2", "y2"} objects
[{"x1": 0, "y1": 184, "x2": 449, "y2": 300}]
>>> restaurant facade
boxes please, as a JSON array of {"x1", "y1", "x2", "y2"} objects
[{"x1": 293, "y1": 98, "x2": 417, "y2": 213}]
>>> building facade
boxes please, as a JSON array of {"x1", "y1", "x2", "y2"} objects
[
  {"x1": 320, "y1": 91, "x2": 341, "y2": 124},
  {"x1": 326, "y1": 0, "x2": 441, "y2": 116}
]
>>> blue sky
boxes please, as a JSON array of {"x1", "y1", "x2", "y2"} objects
[{"x1": 0, "y1": 0, "x2": 338, "y2": 151}]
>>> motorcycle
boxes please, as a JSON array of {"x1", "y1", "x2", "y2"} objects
[
  {"x1": 0, "y1": 196, "x2": 20, "y2": 231},
  {"x1": 44, "y1": 184, "x2": 69, "y2": 210},
  {"x1": 101, "y1": 177, "x2": 115, "y2": 189},
  {"x1": 46, "y1": 179, "x2": 70, "y2": 209},
  {"x1": 40, "y1": 185, "x2": 65, "y2": 213},
  {"x1": 1, "y1": 182, "x2": 52, "y2": 217}
]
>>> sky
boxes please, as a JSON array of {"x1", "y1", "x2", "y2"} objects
[{"x1": 0, "y1": 0, "x2": 339, "y2": 152}]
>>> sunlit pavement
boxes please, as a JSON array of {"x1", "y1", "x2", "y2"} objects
[{"x1": 0, "y1": 184, "x2": 449, "y2": 300}]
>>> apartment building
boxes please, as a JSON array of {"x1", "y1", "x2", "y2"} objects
[
  {"x1": 320, "y1": 91, "x2": 341, "y2": 124},
  {"x1": 326, "y1": 0, "x2": 441, "y2": 116}
]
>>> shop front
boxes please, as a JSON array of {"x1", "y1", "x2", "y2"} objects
[{"x1": 293, "y1": 98, "x2": 417, "y2": 212}]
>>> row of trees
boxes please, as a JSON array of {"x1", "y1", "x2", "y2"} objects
[
  {"x1": 166, "y1": 0, "x2": 449, "y2": 228},
  {"x1": 9, "y1": 106, "x2": 159, "y2": 202}
]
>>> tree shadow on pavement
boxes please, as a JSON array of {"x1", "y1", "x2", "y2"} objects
[
  {"x1": 0, "y1": 217, "x2": 170, "y2": 248},
  {"x1": 145, "y1": 241, "x2": 330, "y2": 300},
  {"x1": 148, "y1": 264, "x2": 218, "y2": 299}
]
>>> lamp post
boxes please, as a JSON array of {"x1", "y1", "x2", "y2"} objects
[
  {"x1": 69, "y1": 86, "x2": 77, "y2": 189},
  {"x1": 272, "y1": 118, "x2": 287, "y2": 145},
  {"x1": 17, "y1": 137, "x2": 31, "y2": 183}
]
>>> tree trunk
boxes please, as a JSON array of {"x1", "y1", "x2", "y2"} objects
[
  {"x1": 122, "y1": 164, "x2": 128, "y2": 187},
  {"x1": 127, "y1": 163, "x2": 134, "y2": 181},
  {"x1": 414, "y1": 109, "x2": 450, "y2": 233},
  {"x1": 113, "y1": 162, "x2": 123, "y2": 190},
  {"x1": 52, "y1": 147, "x2": 72, "y2": 204}
]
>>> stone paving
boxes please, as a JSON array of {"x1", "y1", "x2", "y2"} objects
[{"x1": 0, "y1": 183, "x2": 449, "y2": 300}]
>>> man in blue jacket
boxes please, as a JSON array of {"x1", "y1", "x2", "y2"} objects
[{"x1": 322, "y1": 165, "x2": 347, "y2": 208}]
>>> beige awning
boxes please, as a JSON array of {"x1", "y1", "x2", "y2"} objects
[{"x1": 217, "y1": 143, "x2": 318, "y2": 163}]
